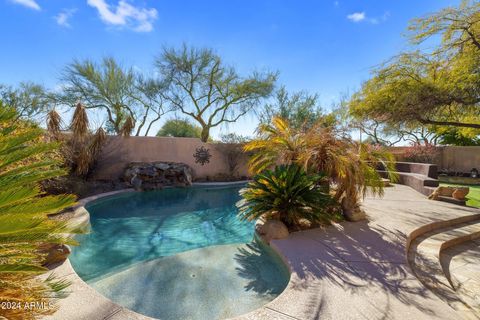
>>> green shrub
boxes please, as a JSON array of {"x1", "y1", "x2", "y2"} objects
[{"x1": 237, "y1": 164, "x2": 341, "y2": 228}]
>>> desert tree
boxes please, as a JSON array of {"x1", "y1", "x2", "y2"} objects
[
  {"x1": 350, "y1": 51, "x2": 480, "y2": 130},
  {"x1": 216, "y1": 133, "x2": 250, "y2": 178},
  {"x1": 156, "y1": 45, "x2": 277, "y2": 142},
  {"x1": 408, "y1": 0, "x2": 480, "y2": 54},
  {"x1": 350, "y1": 1, "x2": 480, "y2": 135},
  {"x1": 157, "y1": 118, "x2": 202, "y2": 138},
  {"x1": 259, "y1": 86, "x2": 325, "y2": 131},
  {"x1": 60, "y1": 57, "x2": 169, "y2": 136},
  {"x1": 0, "y1": 82, "x2": 50, "y2": 121}
]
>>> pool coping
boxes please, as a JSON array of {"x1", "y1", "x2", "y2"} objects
[{"x1": 47, "y1": 183, "x2": 291, "y2": 320}]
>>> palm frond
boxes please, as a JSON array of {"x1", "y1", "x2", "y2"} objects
[
  {"x1": 47, "y1": 109, "x2": 62, "y2": 138},
  {"x1": 0, "y1": 101, "x2": 84, "y2": 319}
]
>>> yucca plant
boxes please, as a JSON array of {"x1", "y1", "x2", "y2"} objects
[
  {"x1": 237, "y1": 164, "x2": 340, "y2": 228},
  {"x1": 0, "y1": 102, "x2": 83, "y2": 320}
]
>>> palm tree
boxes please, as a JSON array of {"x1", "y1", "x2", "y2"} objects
[
  {"x1": 244, "y1": 116, "x2": 397, "y2": 219},
  {"x1": 244, "y1": 117, "x2": 305, "y2": 174},
  {"x1": 0, "y1": 102, "x2": 82, "y2": 320}
]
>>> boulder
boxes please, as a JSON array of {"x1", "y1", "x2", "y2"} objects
[
  {"x1": 39, "y1": 243, "x2": 71, "y2": 267},
  {"x1": 256, "y1": 219, "x2": 289, "y2": 242},
  {"x1": 428, "y1": 186, "x2": 469, "y2": 201},
  {"x1": 428, "y1": 186, "x2": 456, "y2": 200},
  {"x1": 452, "y1": 187, "x2": 469, "y2": 200},
  {"x1": 124, "y1": 162, "x2": 193, "y2": 191}
]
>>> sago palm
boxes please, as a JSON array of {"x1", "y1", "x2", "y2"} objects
[
  {"x1": 237, "y1": 164, "x2": 340, "y2": 228},
  {"x1": 0, "y1": 102, "x2": 83, "y2": 320}
]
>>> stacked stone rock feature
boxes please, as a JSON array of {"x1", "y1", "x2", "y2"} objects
[{"x1": 124, "y1": 162, "x2": 193, "y2": 191}]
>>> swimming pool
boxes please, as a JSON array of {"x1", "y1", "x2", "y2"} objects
[{"x1": 69, "y1": 185, "x2": 290, "y2": 319}]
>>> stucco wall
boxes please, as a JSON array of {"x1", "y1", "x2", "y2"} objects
[
  {"x1": 388, "y1": 146, "x2": 480, "y2": 173},
  {"x1": 93, "y1": 137, "x2": 480, "y2": 181},
  {"x1": 93, "y1": 136, "x2": 250, "y2": 181},
  {"x1": 438, "y1": 146, "x2": 480, "y2": 173}
]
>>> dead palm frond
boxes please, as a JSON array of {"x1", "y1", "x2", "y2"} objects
[
  {"x1": 88, "y1": 127, "x2": 106, "y2": 160},
  {"x1": 300, "y1": 123, "x2": 397, "y2": 202},
  {"x1": 74, "y1": 148, "x2": 91, "y2": 177},
  {"x1": 120, "y1": 116, "x2": 135, "y2": 137},
  {"x1": 71, "y1": 103, "x2": 89, "y2": 144},
  {"x1": 46, "y1": 109, "x2": 62, "y2": 139},
  {"x1": 44, "y1": 102, "x2": 107, "y2": 178}
]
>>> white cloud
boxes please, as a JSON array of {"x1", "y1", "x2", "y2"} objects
[
  {"x1": 55, "y1": 9, "x2": 77, "y2": 28},
  {"x1": 87, "y1": 0, "x2": 158, "y2": 32},
  {"x1": 347, "y1": 11, "x2": 390, "y2": 24},
  {"x1": 9, "y1": 0, "x2": 40, "y2": 10},
  {"x1": 347, "y1": 12, "x2": 365, "y2": 22}
]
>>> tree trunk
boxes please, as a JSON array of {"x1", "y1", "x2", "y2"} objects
[{"x1": 200, "y1": 127, "x2": 210, "y2": 142}]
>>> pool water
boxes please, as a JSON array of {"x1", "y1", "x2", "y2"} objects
[{"x1": 69, "y1": 185, "x2": 290, "y2": 320}]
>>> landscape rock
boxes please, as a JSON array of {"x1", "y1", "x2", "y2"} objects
[
  {"x1": 256, "y1": 219, "x2": 289, "y2": 242},
  {"x1": 452, "y1": 187, "x2": 469, "y2": 200},
  {"x1": 429, "y1": 186, "x2": 469, "y2": 202},
  {"x1": 39, "y1": 243, "x2": 71, "y2": 267},
  {"x1": 124, "y1": 162, "x2": 193, "y2": 191}
]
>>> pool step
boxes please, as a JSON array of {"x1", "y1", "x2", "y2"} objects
[{"x1": 408, "y1": 217, "x2": 480, "y2": 318}]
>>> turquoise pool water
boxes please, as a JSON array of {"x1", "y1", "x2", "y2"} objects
[{"x1": 69, "y1": 185, "x2": 290, "y2": 320}]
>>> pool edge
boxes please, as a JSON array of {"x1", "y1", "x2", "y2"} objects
[{"x1": 47, "y1": 185, "x2": 294, "y2": 320}]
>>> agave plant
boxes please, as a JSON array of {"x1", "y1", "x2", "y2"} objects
[
  {"x1": 237, "y1": 164, "x2": 340, "y2": 228},
  {"x1": 244, "y1": 116, "x2": 398, "y2": 219},
  {"x1": 0, "y1": 102, "x2": 83, "y2": 320}
]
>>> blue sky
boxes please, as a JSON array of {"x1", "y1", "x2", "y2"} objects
[{"x1": 0, "y1": 0, "x2": 461, "y2": 137}]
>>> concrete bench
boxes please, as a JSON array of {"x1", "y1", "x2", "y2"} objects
[{"x1": 378, "y1": 162, "x2": 439, "y2": 196}]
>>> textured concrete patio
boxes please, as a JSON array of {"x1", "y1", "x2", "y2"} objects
[
  {"x1": 235, "y1": 184, "x2": 479, "y2": 320},
  {"x1": 46, "y1": 184, "x2": 480, "y2": 320}
]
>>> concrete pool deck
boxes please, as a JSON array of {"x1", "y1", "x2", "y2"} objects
[{"x1": 45, "y1": 184, "x2": 480, "y2": 320}]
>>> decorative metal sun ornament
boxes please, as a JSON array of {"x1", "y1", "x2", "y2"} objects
[{"x1": 193, "y1": 146, "x2": 212, "y2": 166}]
